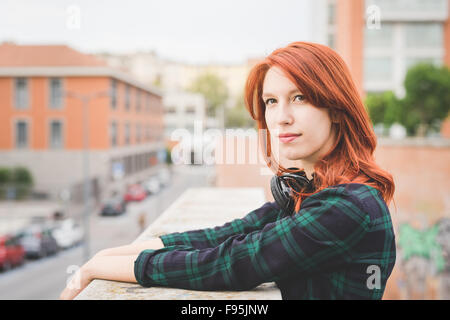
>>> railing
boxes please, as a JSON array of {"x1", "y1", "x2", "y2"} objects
[{"x1": 75, "y1": 187, "x2": 282, "y2": 300}]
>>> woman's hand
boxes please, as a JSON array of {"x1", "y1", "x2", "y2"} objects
[
  {"x1": 60, "y1": 261, "x2": 93, "y2": 300},
  {"x1": 59, "y1": 238, "x2": 162, "y2": 300},
  {"x1": 59, "y1": 254, "x2": 139, "y2": 300}
]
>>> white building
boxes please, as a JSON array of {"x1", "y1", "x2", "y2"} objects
[{"x1": 162, "y1": 89, "x2": 210, "y2": 137}]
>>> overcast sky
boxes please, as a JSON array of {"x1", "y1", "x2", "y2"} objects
[{"x1": 0, "y1": 0, "x2": 314, "y2": 65}]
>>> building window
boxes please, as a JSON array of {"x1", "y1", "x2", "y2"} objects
[
  {"x1": 15, "y1": 120, "x2": 29, "y2": 148},
  {"x1": 364, "y1": 57, "x2": 393, "y2": 81},
  {"x1": 125, "y1": 123, "x2": 130, "y2": 145},
  {"x1": 49, "y1": 78, "x2": 63, "y2": 109},
  {"x1": 364, "y1": 22, "x2": 394, "y2": 48},
  {"x1": 136, "y1": 89, "x2": 141, "y2": 112},
  {"x1": 49, "y1": 120, "x2": 63, "y2": 149},
  {"x1": 185, "y1": 105, "x2": 196, "y2": 114},
  {"x1": 166, "y1": 106, "x2": 176, "y2": 114},
  {"x1": 405, "y1": 22, "x2": 443, "y2": 49},
  {"x1": 110, "y1": 79, "x2": 117, "y2": 109},
  {"x1": 15, "y1": 78, "x2": 29, "y2": 109},
  {"x1": 136, "y1": 123, "x2": 141, "y2": 144},
  {"x1": 110, "y1": 121, "x2": 118, "y2": 147},
  {"x1": 124, "y1": 155, "x2": 132, "y2": 175},
  {"x1": 125, "y1": 85, "x2": 130, "y2": 111}
]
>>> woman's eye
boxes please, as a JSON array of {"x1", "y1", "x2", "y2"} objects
[
  {"x1": 294, "y1": 95, "x2": 305, "y2": 102},
  {"x1": 265, "y1": 98, "x2": 276, "y2": 105}
]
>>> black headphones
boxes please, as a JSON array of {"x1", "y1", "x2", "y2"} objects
[{"x1": 270, "y1": 168, "x2": 316, "y2": 215}]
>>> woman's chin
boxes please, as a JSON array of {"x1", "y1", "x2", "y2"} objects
[{"x1": 281, "y1": 149, "x2": 306, "y2": 161}]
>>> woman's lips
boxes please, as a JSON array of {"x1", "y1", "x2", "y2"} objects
[{"x1": 279, "y1": 134, "x2": 301, "y2": 143}]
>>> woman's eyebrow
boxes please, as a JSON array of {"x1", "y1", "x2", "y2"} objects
[{"x1": 262, "y1": 89, "x2": 302, "y2": 98}]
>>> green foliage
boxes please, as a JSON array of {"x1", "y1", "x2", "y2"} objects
[
  {"x1": 0, "y1": 166, "x2": 33, "y2": 200},
  {"x1": 402, "y1": 63, "x2": 450, "y2": 135},
  {"x1": 152, "y1": 76, "x2": 162, "y2": 88},
  {"x1": 364, "y1": 63, "x2": 450, "y2": 136},
  {"x1": 365, "y1": 91, "x2": 402, "y2": 128},
  {"x1": 225, "y1": 93, "x2": 255, "y2": 128},
  {"x1": 0, "y1": 168, "x2": 12, "y2": 184},
  {"x1": 11, "y1": 167, "x2": 33, "y2": 185},
  {"x1": 165, "y1": 147, "x2": 172, "y2": 165},
  {"x1": 186, "y1": 72, "x2": 229, "y2": 117}
]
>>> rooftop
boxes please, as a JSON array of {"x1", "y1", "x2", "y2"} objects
[{"x1": 0, "y1": 42, "x2": 107, "y2": 67}]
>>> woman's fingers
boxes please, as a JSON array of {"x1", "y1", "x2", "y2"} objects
[
  {"x1": 60, "y1": 286, "x2": 82, "y2": 300},
  {"x1": 60, "y1": 265, "x2": 92, "y2": 300}
]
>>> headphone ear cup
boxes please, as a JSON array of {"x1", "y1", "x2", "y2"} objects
[
  {"x1": 270, "y1": 175, "x2": 294, "y2": 215},
  {"x1": 270, "y1": 170, "x2": 315, "y2": 215}
]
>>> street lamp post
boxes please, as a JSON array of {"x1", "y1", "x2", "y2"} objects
[{"x1": 65, "y1": 90, "x2": 110, "y2": 263}]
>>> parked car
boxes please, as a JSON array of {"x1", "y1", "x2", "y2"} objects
[
  {"x1": 17, "y1": 225, "x2": 59, "y2": 259},
  {"x1": 52, "y1": 219, "x2": 84, "y2": 249},
  {"x1": 124, "y1": 184, "x2": 147, "y2": 202},
  {"x1": 142, "y1": 176, "x2": 161, "y2": 195},
  {"x1": 0, "y1": 235, "x2": 25, "y2": 271},
  {"x1": 158, "y1": 168, "x2": 171, "y2": 187},
  {"x1": 100, "y1": 194, "x2": 127, "y2": 216}
]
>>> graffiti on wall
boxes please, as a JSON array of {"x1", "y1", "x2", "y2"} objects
[{"x1": 397, "y1": 218, "x2": 450, "y2": 299}]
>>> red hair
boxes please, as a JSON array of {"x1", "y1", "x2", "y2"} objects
[{"x1": 244, "y1": 41, "x2": 396, "y2": 213}]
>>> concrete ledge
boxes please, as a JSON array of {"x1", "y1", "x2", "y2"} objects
[{"x1": 76, "y1": 187, "x2": 282, "y2": 300}]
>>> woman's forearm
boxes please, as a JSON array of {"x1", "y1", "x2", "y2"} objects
[
  {"x1": 95, "y1": 237, "x2": 164, "y2": 257},
  {"x1": 86, "y1": 254, "x2": 139, "y2": 284}
]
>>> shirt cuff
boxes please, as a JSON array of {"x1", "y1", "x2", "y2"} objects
[
  {"x1": 134, "y1": 249, "x2": 156, "y2": 287},
  {"x1": 159, "y1": 233, "x2": 184, "y2": 247},
  {"x1": 134, "y1": 245, "x2": 197, "y2": 288}
]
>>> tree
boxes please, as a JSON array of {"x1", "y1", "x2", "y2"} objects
[
  {"x1": 12, "y1": 167, "x2": 33, "y2": 199},
  {"x1": 365, "y1": 91, "x2": 402, "y2": 129},
  {"x1": 0, "y1": 167, "x2": 34, "y2": 200},
  {"x1": 186, "y1": 72, "x2": 229, "y2": 118},
  {"x1": 402, "y1": 63, "x2": 450, "y2": 136},
  {"x1": 365, "y1": 63, "x2": 450, "y2": 136},
  {"x1": 225, "y1": 93, "x2": 255, "y2": 129},
  {"x1": 152, "y1": 74, "x2": 162, "y2": 88},
  {"x1": 0, "y1": 168, "x2": 12, "y2": 199},
  {"x1": 0, "y1": 168, "x2": 12, "y2": 185},
  {"x1": 12, "y1": 167, "x2": 33, "y2": 186}
]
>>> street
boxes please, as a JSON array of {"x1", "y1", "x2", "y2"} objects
[{"x1": 0, "y1": 164, "x2": 215, "y2": 300}]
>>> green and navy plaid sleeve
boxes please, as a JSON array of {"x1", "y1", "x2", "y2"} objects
[
  {"x1": 134, "y1": 186, "x2": 372, "y2": 292},
  {"x1": 159, "y1": 201, "x2": 282, "y2": 249}
]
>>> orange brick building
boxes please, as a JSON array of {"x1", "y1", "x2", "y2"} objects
[{"x1": 0, "y1": 42, "x2": 165, "y2": 201}]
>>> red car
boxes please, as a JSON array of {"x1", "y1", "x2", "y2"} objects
[
  {"x1": 124, "y1": 184, "x2": 147, "y2": 202},
  {"x1": 0, "y1": 235, "x2": 25, "y2": 271}
]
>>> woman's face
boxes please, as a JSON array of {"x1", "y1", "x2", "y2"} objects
[{"x1": 263, "y1": 66, "x2": 336, "y2": 169}]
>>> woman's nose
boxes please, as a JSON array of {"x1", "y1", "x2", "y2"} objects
[{"x1": 276, "y1": 103, "x2": 294, "y2": 125}]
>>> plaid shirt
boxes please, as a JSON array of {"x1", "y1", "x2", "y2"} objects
[{"x1": 134, "y1": 183, "x2": 396, "y2": 300}]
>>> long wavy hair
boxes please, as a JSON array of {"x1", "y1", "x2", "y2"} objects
[{"x1": 244, "y1": 41, "x2": 396, "y2": 213}]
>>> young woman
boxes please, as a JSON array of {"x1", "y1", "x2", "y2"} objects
[{"x1": 60, "y1": 41, "x2": 396, "y2": 300}]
